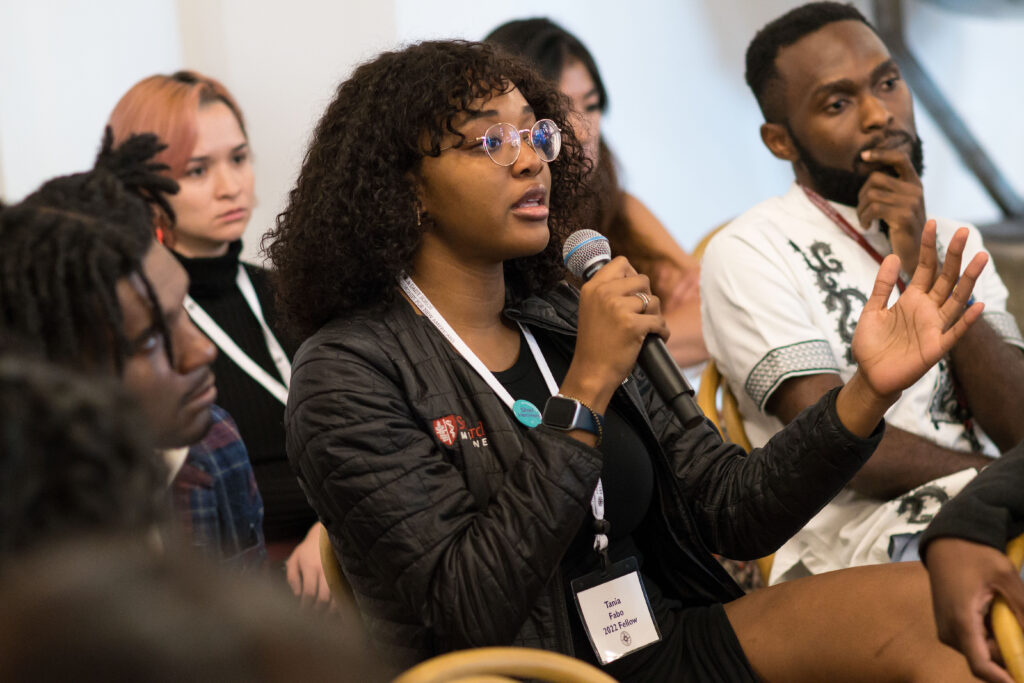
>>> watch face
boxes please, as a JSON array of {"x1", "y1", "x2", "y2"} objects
[{"x1": 543, "y1": 396, "x2": 580, "y2": 429}]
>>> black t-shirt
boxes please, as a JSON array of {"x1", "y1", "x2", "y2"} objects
[{"x1": 494, "y1": 327, "x2": 685, "y2": 678}]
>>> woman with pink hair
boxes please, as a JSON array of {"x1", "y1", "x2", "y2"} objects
[{"x1": 109, "y1": 71, "x2": 327, "y2": 605}]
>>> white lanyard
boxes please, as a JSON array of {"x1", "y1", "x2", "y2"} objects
[
  {"x1": 184, "y1": 265, "x2": 291, "y2": 405},
  {"x1": 399, "y1": 274, "x2": 608, "y2": 553}
]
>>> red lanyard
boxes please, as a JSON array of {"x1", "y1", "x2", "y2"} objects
[{"x1": 800, "y1": 184, "x2": 905, "y2": 294}]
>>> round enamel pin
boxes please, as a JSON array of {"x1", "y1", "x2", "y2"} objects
[{"x1": 512, "y1": 399, "x2": 542, "y2": 428}]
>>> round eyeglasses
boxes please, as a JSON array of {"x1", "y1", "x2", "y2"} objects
[{"x1": 466, "y1": 119, "x2": 562, "y2": 167}]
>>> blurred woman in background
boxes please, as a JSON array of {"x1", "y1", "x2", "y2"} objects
[
  {"x1": 486, "y1": 18, "x2": 707, "y2": 368},
  {"x1": 108, "y1": 72, "x2": 326, "y2": 604}
]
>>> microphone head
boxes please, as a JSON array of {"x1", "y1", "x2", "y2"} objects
[{"x1": 563, "y1": 229, "x2": 611, "y2": 279}]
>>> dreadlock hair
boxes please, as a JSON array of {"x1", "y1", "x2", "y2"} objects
[
  {"x1": 0, "y1": 130, "x2": 179, "y2": 373},
  {"x1": 745, "y1": 2, "x2": 874, "y2": 122},
  {"x1": 263, "y1": 40, "x2": 591, "y2": 339},
  {"x1": 0, "y1": 354, "x2": 166, "y2": 559}
]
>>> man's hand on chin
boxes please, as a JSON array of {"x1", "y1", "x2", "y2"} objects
[{"x1": 856, "y1": 147, "x2": 925, "y2": 276}]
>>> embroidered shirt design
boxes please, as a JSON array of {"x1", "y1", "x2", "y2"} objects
[
  {"x1": 790, "y1": 239, "x2": 867, "y2": 363},
  {"x1": 895, "y1": 484, "x2": 950, "y2": 525},
  {"x1": 928, "y1": 359, "x2": 983, "y2": 451}
]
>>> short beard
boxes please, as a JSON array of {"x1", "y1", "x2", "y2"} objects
[{"x1": 787, "y1": 124, "x2": 924, "y2": 207}]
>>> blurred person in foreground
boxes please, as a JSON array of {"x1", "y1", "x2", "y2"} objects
[
  {"x1": 0, "y1": 535, "x2": 391, "y2": 683},
  {"x1": 0, "y1": 355, "x2": 164, "y2": 558}
]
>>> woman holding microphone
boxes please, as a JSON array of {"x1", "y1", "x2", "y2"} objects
[{"x1": 269, "y1": 40, "x2": 986, "y2": 680}]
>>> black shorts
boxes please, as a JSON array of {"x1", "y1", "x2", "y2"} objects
[{"x1": 604, "y1": 602, "x2": 757, "y2": 682}]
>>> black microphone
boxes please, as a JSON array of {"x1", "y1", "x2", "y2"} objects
[{"x1": 563, "y1": 229, "x2": 704, "y2": 429}]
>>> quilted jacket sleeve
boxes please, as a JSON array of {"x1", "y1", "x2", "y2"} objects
[
  {"x1": 286, "y1": 326, "x2": 603, "y2": 651},
  {"x1": 920, "y1": 443, "x2": 1024, "y2": 555},
  {"x1": 639, "y1": 377, "x2": 884, "y2": 560}
]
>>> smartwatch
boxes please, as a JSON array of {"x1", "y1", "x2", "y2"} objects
[{"x1": 542, "y1": 395, "x2": 602, "y2": 436}]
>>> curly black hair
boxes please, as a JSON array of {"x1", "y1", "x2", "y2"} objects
[
  {"x1": 0, "y1": 355, "x2": 165, "y2": 558},
  {"x1": 0, "y1": 131, "x2": 178, "y2": 372},
  {"x1": 745, "y1": 2, "x2": 872, "y2": 122},
  {"x1": 264, "y1": 40, "x2": 591, "y2": 339}
]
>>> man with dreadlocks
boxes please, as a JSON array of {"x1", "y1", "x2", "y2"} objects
[{"x1": 0, "y1": 132, "x2": 265, "y2": 568}]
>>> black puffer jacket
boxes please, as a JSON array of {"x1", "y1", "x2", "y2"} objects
[
  {"x1": 921, "y1": 442, "x2": 1024, "y2": 555},
  {"x1": 286, "y1": 283, "x2": 882, "y2": 666}
]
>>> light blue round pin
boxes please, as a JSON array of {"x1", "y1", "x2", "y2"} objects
[{"x1": 512, "y1": 399, "x2": 542, "y2": 428}]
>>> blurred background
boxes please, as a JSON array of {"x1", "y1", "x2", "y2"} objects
[{"x1": 2, "y1": 0, "x2": 1023, "y2": 263}]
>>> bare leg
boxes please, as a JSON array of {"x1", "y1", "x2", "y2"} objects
[{"x1": 724, "y1": 562, "x2": 976, "y2": 682}]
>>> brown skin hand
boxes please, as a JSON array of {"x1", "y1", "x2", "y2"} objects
[
  {"x1": 855, "y1": 147, "x2": 925, "y2": 275},
  {"x1": 768, "y1": 224, "x2": 992, "y2": 499},
  {"x1": 925, "y1": 537, "x2": 1024, "y2": 683}
]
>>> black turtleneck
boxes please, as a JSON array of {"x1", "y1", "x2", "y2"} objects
[{"x1": 173, "y1": 240, "x2": 315, "y2": 542}]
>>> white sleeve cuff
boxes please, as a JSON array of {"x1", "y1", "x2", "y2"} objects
[{"x1": 745, "y1": 340, "x2": 840, "y2": 410}]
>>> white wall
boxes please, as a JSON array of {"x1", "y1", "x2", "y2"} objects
[
  {"x1": 2, "y1": 0, "x2": 1023, "y2": 257},
  {"x1": 394, "y1": 0, "x2": 1024, "y2": 248},
  {"x1": 904, "y1": 1, "x2": 1024, "y2": 225},
  {"x1": 177, "y1": 0, "x2": 396, "y2": 261},
  {"x1": 0, "y1": 0, "x2": 182, "y2": 201},
  {"x1": 393, "y1": 0, "x2": 803, "y2": 247}
]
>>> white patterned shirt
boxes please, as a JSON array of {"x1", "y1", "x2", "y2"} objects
[{"x1": 700, "y1": 182, "x2": 1024, "y2": 581}]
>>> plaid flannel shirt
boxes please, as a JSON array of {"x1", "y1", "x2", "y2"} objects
[{"x1": 170, "y1": 405, "x2": 266, "y2": 569}]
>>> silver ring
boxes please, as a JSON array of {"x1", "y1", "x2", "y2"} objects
[{"x1": 634, "y1": 291, "x2": 650, "y2": 314}]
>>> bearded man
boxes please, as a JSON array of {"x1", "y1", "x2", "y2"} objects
[{"x1": 700, "y1": 1, "x2": 1024, "y2": 583}]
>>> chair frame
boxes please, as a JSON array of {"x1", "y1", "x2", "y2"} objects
[
  {"x1": 319, "y1": 524, "x2": 355, "y2": 606},
  {"x1": 392, "y1": 647, "x2": 617, "y2": 683},
  {"x1": 696, "y1": 359, "x2": 773, "y2": 581},
  {"x1": 993, "y1": 533, "x2": 1024, "y2": 682}
]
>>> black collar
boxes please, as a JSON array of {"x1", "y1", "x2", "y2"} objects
[
  {"x1": 171, "y1": 240, "x2": 243, "y2": 296},
  {"x1": 503, "y1": 282, "x2": 580, "y2": 336}
]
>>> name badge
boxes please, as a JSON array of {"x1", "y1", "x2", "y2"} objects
[{"x1": 571, "y1": 557, "x2": 661, "y2": 665}]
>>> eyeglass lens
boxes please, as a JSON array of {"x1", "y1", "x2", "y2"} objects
[
  {"x1": 481, "y1": 119, "x2": 561, "y2": 166},
  {"x1": 530, "y1": 120, "x2": 560, "y2": 162}
]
